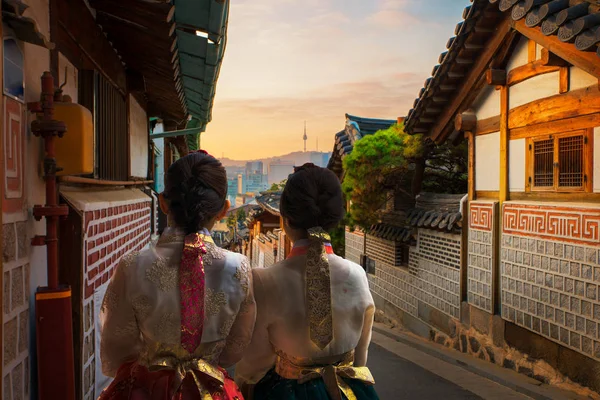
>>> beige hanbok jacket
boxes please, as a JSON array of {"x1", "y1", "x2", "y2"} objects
[
  {"x1": 235, "y1": 243, "x2": 375, "y2": 385},
  {"x1": 100, "y1": 227, "x2": 256, "y2": 377}
]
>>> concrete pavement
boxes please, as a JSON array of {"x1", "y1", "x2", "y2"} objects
[{"x1": 369, "y1": 326, "x2": 590, "y2": 400}]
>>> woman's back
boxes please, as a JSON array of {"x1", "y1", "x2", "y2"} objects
[
  {"x1": 100, "y1": 227, "x2": 254, "y2": 377},
  {"x1": 252, "y1": 252, "x2": 373, "y2": 361}
]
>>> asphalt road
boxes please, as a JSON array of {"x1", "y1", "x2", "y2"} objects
[{"x1": 367, "y1": 343, "x2": 483, "y2": 400}]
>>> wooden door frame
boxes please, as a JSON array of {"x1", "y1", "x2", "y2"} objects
[{"x1": 0, "y1": 0, "x2": 5, "y2": 388}]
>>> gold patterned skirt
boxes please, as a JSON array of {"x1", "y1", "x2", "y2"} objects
[
  {"x1": 252, "y1": 351, "x2": 378, "y2": 400},
  {"x1": 98, "y1": 360, "x2": 243, "y2": 400}
]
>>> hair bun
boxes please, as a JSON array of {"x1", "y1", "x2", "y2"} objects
[{"x1": 280, "y1": 164, "x2": 344, "y2": 231}]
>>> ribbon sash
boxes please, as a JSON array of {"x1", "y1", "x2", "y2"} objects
[
  {"x1": 180, "y1": 233, "x2": 209, "y2": 353},
  {"x1": 275, "y1": 351, "x2": 375, "y2": 400}
]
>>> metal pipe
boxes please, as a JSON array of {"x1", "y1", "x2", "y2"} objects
[
  {"x1": 59, "y1": 176, "x2": 153, "y2": 186},
  {"x1": 29, "y1": 71, "x2": 75, "y2": 400}
]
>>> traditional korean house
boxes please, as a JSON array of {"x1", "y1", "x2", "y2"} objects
[
  {"x1": 0, "y1": 0, "x2": 228, "y2": 398},
  {"x1": 327, "y1": 114, "x2": 397, "y2": 266},
  {"x1": 402, "y1": 0, "x2": 600, "y2": 390},
  {"x1": 245, "y1": 191, "x2": 291, "y2": 268}
]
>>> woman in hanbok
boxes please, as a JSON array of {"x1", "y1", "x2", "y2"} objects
[
  {"x1": 236, "y1": 163, "x2": 379, "y2": 400},
  {"x1": 99, "y1": 151, "x2": 255, "y2": 400}
]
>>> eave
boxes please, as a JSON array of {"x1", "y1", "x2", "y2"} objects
[
  {"x1": 89, "y1": 0, "x2": 228, "y2": 131},
  {"x1": 404, "y1": 0, "x2": 600, "y2": 144}
]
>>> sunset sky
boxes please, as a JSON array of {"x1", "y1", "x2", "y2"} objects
[{"x1": 201, "y1": 0, "x2": 470, "y2": 160}]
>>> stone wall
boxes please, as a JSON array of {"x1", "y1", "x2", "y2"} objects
[
  {"x1": 368, "y1": 228, "x2": 462, "y2": 326},
  {"x1": 345, "y1": 229, "x2": 364, "y2": 265},
  {"x1": 365, "y1": 234, "x2": 404, "y2": 267},
  {"x1": 2, "y1": 217, "x2": 30, "y2": 400},
  {"x1": 468, "y1": 201, "x2": 497, "y2": 313},
  {"x1": 500, "y1": 202, "x2": 600, "y2": 362}
]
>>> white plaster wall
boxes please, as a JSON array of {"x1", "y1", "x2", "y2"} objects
[
  {"x1": 128, "y1": 95, "x2": 148, "y2": 178},
  {"x1": 506, "y1": 36, "x2": 529, "y2": 72},
  {"x1": 58, "y1": 53, "x2": 78, "y2": 103},
  {"x1": 509, "y1": 71, "x2": 560, "y2": 109},
  {"x1": 509, "y1": 139, "x2": 526, "y2": 192},
  {"x1": 472, "y1": 84, "x2": 500, "y2": 120},
  {"x1": 475, "y1": 132, "x2": 500, "y2": 191},
  {"x1": 570, "y1": 67, "x2": 598, "y2": 91},
  {"x1": 594, "y1": 127, "x2": 600, "y2": 193}
]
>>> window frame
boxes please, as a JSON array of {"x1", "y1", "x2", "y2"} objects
[
  {"x1": 526, "y1": 129, "x2": 593, "y2": 193},
  {"x1": 2, "y1": 36, "x2": 24, "y2": 103}
]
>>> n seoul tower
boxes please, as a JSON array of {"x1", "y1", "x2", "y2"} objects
[{"x1": 303, "y1": 121, "x2": 307, "y2": 152}]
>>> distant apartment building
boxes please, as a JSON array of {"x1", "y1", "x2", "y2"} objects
[
  {"x1": 268, "y1": 160, "x2": 294, "y2": 185},
  {"x1": 227, "y1": 177, "x2": 238, "y2": 204},
  {"x1": 237, "y1": 172, "x2": 268, "y2": 196},
  {"x1": 246, "y1": 161, "x2": 264, "y2": 175}
]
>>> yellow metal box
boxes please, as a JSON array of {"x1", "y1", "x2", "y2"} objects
[{"x1": 53, "y1": 102, "x2": 94, "y2": 176}]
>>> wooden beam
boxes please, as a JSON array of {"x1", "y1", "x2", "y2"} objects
[
  {"x1": 499, "y1": 86, "x2": 509, "y2": 203},
  {"x1": 510, "y1": 112, "x2": 600, "y2": 139},
  {"x1": 528, "y1": 39, "x2": 537, "y2": 62},
  {"x1": 559, "y1": 66, "x2": 570, "y2": 94},
  {"x1": 506, "y1": 60, "x2": 560, "y2": 86},
  {"x1": 467, "y1": 131, "x2": 476, "y2": 201},
  {"x1": 475, "y1": 115, "x2": 501, "y2": 135},
  {"x1": 486, "y1": 68, "x2": 507, "y2": 85},
  {"x1": 455, "y1": 110, "x2": 477, "y2": 131},
  {"x1": 430, "y1": 17, "x2": 512, "y2": 143},
  {"x1": 508, "y1": 85, "x2": 600, "y2": 129},
  {"x1": 540, "y1": 48, "x2": 570, "y2": 67},
  {"x1": 512, "y1": 18, "x2": 600, "y2": 78}
]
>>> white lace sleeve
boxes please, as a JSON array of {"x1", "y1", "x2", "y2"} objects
[
  {"x1": 354, "y1": 269, "x2": 375, "y2": 367},
  {"x1": 234, "y1": 269, "x2": 276, "y2": 386},
  {"x1": 100, "y1": 254, "x2": 143, "y2": 377},
  {"x1": 219, "y1": 256, "x2": 257, "y2": 368}
]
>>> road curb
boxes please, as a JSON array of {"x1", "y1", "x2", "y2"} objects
[{"x1": 373, "y1": 324, "x2": 590, "y2": 400}]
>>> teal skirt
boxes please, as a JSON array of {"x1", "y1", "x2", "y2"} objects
[{"x1": 253, "y1": 369, "x2": 379, "y2": 400}]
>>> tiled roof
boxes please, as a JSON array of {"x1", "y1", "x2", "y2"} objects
[
  {"x1": 255, "y1": 191, "x2": 281, "y2": 216},
  {"x1": 327, "y1": 114, "x2": 397, "y2": 177},
  {"x1": 407, "y1": 209, "x2": 463, "y2": 232},
  {"x1": 367, "y1": 223, "x2": 415, "y2": 243},
  {"x1": 404, "y1": 0, "x2": 600, "y2": 140},
  {"x1": 407, "y1": 192, "x2": 466, "y2": 232},
  {"x1": 498, "y1": 0, "x2": 600, "y2": 55}
]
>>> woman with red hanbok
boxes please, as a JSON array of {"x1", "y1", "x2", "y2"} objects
[{"x1": 99, "y1": 151, "x2": 255, "y2": 400}]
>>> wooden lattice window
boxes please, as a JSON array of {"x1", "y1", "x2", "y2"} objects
[{"x1": 527, "y1": 130, "x2": 592, "y2": 192}]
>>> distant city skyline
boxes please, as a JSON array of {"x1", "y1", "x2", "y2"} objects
[{"x1": 200, "y1": 0, "x2": 470, "y2": 159}]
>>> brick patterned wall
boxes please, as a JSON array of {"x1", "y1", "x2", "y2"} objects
[
  {"x1": 81, "y1": 200, "x2": 151, "y2": 399},
  {"x1": 251, "y1": 241, "x2": 259, "y2": 268},
  {"x1": 277, "y1": 231, "x2": 286, "y2": 262},
  {"x1": 501, "y1": 202, "x2": 600, "y2": 361},
  {"x1": 365, "y1": 235, "x2": 405, "y2": 267},
  {"x1": 2, "y1": 216, "x2": 30, "y2": 400},
  {"x1": 468, "y1": 201, "x2": 497, "y2": 313},
  {"x1": 345, "y1": 230, "x2": 364, "y2": 265},
  {"x1": 369, "y1": 229, "x2": 461, "y2": 321}
]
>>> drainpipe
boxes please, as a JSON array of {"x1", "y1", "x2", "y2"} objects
[{"x1": 28, "y1": 72, "x2": 75, "y2": 400}]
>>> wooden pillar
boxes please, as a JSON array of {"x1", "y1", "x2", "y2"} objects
[
  {"x1": 499, "y1": 86, "x2": 509, "y2": 203},
  {"x1": 467, "y1": 132, "x2": 475, "y2": 201},
  {"x1": 455, "y1": 111, "x2": 477, "y2": 201},
  {"x1": 0, "y1": 1, "x2": 4, "y2": 384}
]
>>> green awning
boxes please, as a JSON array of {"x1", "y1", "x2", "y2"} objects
[{"x1": 174, "y1": 0, "x2": 228, "y2": 133}]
